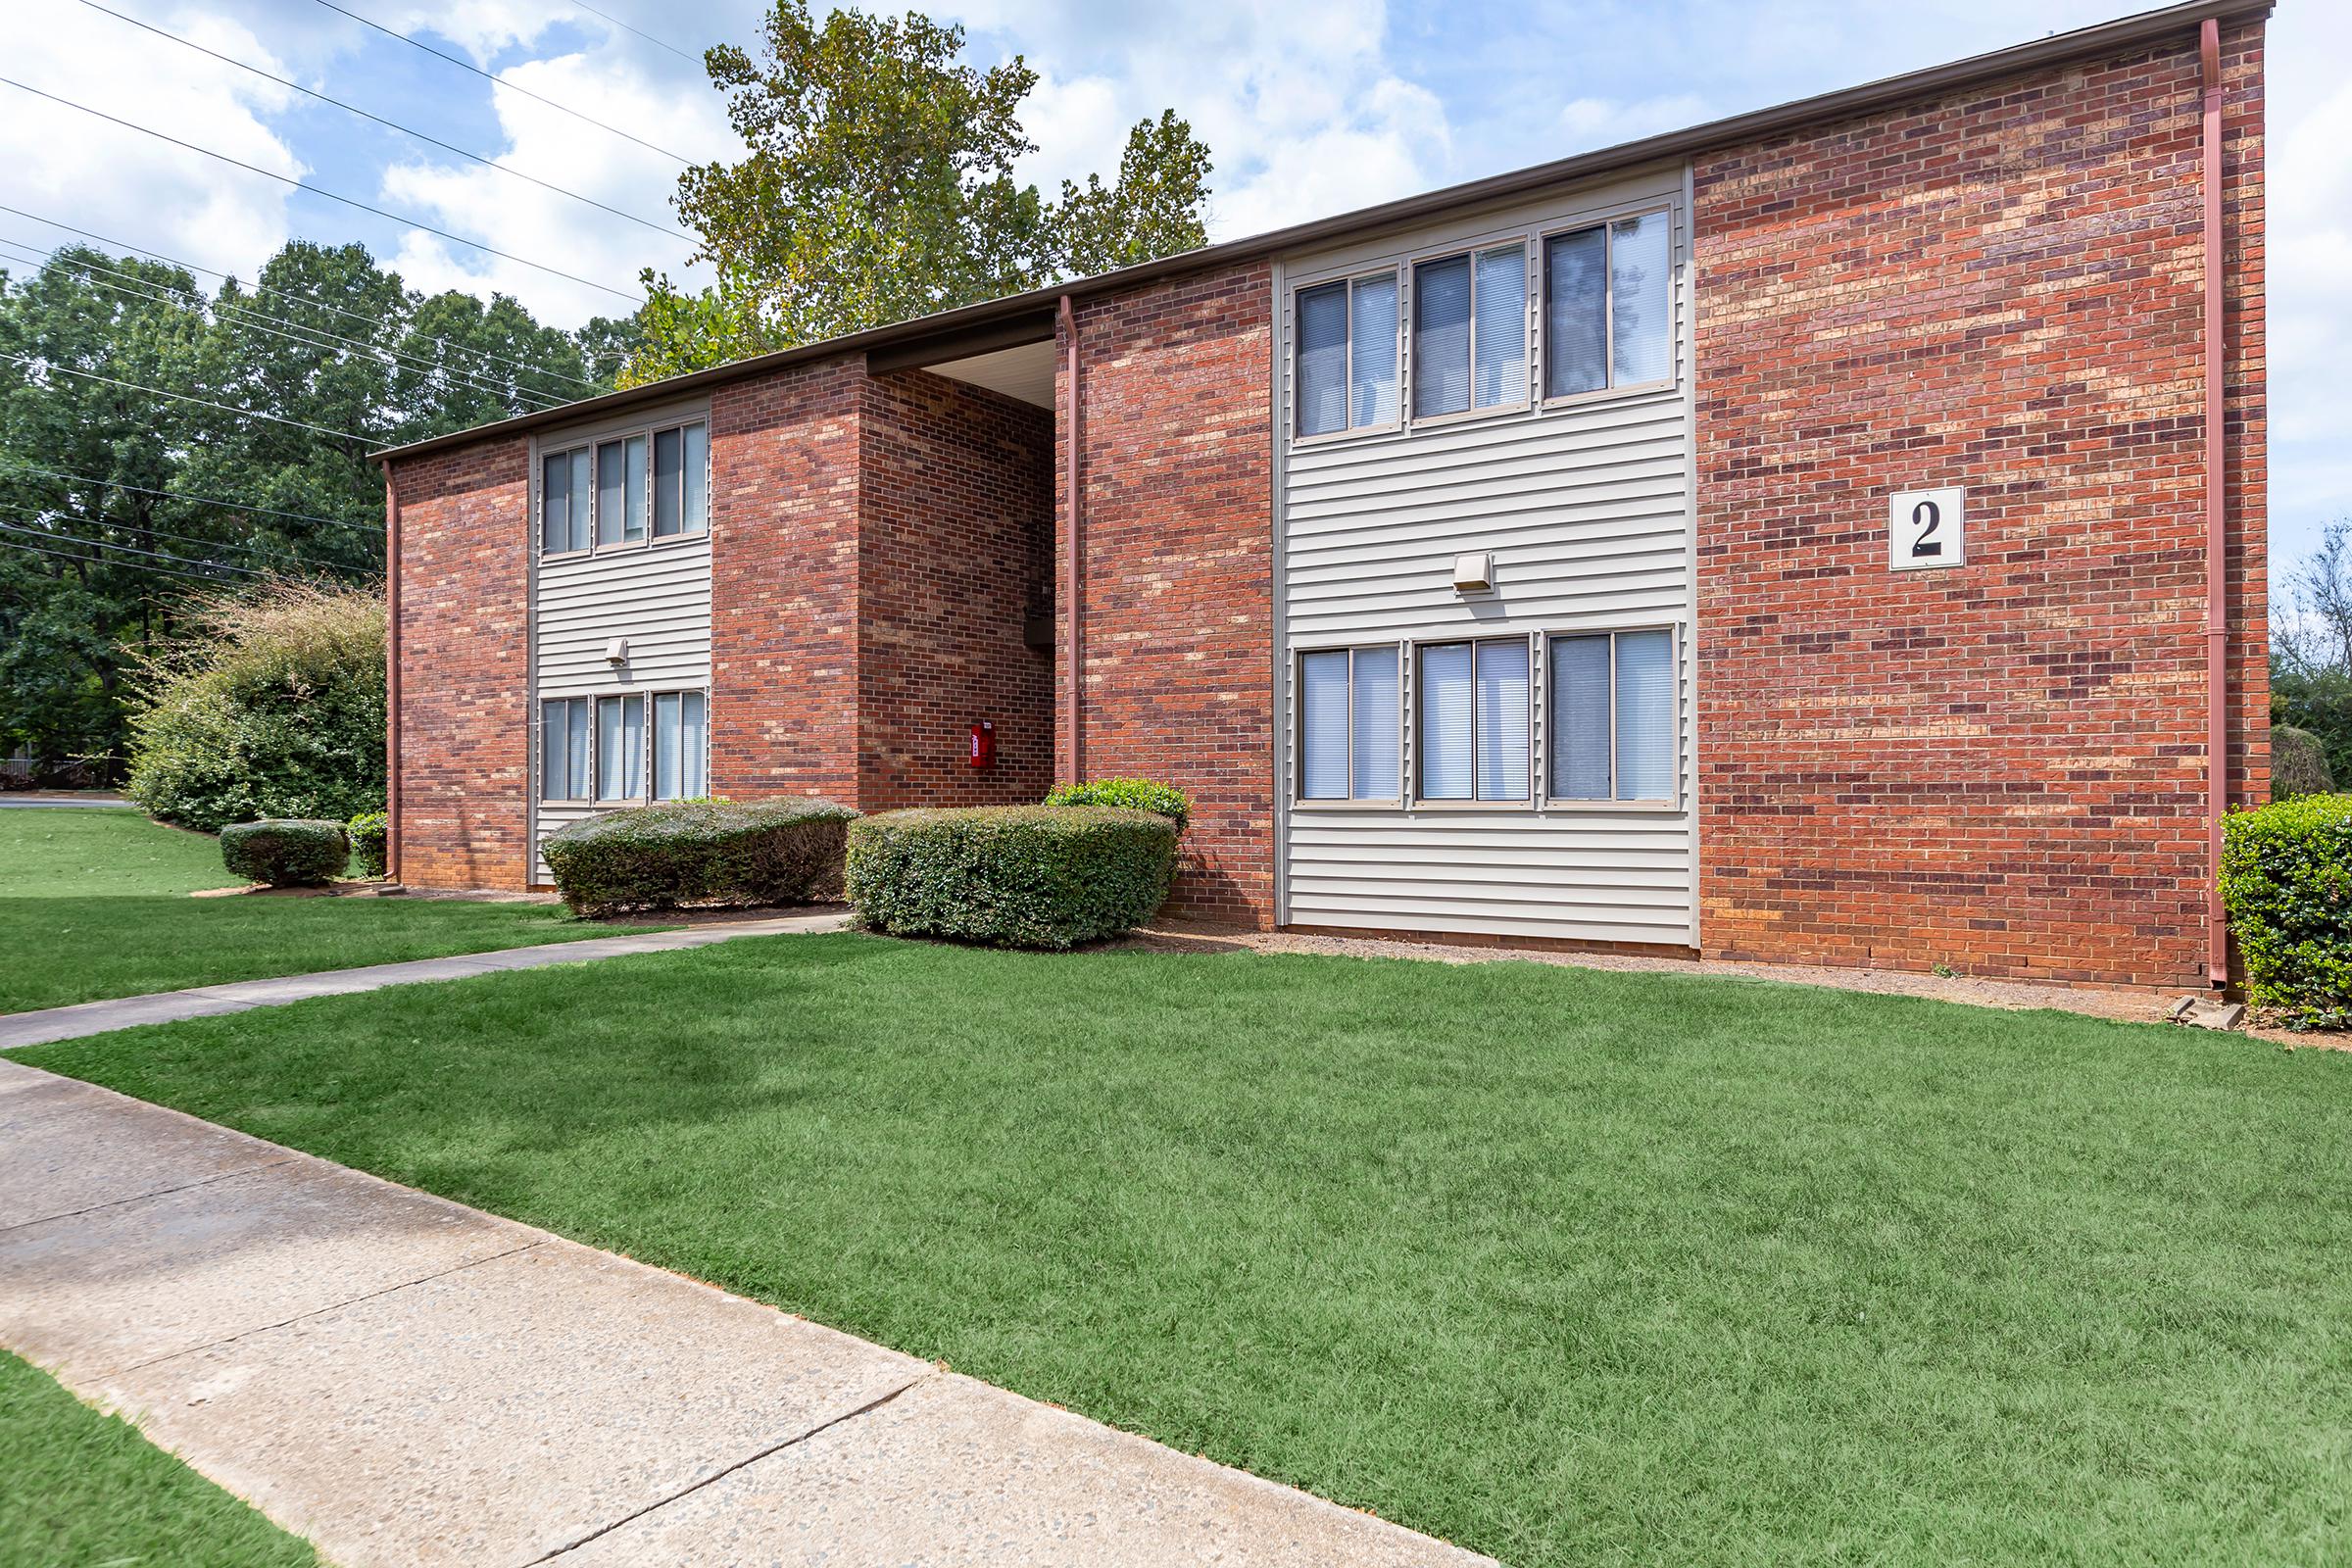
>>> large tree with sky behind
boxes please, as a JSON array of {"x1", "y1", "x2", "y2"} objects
[{"x1": 624, "y1": 0, "x2": 1215, "y2": 386}]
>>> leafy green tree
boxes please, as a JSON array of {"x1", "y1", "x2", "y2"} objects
[
  {"x1": 0, "y1": 240, "x2": 622, "y2": 781},
  {"x1": 2273, "y1": 517, "x2": 2352, "y2": 789},
  {"x1": 626, "y1": 0, "x2": 1212, "y2": 385}
]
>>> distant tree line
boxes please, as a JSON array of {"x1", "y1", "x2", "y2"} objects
[
  {"x1": 2271, "y1": 518, "x2": 2352, "y2": 799},
  {"x1": 0, "y1": 241, "x2": 637, "y2": 780}
]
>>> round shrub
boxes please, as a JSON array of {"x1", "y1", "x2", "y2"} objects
[
  {"x1": 2219, "y1": 793, "x2": 2352, "y2": 1027},
  {"x1": 1042, "y1": 777, "x2": 1191, "y2": 831},
  {"x1": 220, "y1": 818, "x2": 350, "y2": 887},
  {"x1": 124, "y1": 580, "x2": 386, "y2": 833},
  {"x1": 847, "y1": 805, "x2": 1176, "y2": 950},
  {"x1": 2271, "y1": 724, "x2": 2334, "y2": 801},
  {"x1": 348, "y1": 809, "x2": 388, "y2": 878},
  {"x1": 543, "y1": 797, "x2": 858, "y2": 918}
]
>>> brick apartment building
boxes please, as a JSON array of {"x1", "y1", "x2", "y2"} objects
[{"x1": 376, "y1": 0, "x2": 2268, "y2": 990}]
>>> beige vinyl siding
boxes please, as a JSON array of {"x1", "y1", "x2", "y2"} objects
[
  {"x1": 526, "y1": 401, "x2": 713, "y2": 881},
  {"x1": 1274, "y1": 163, "x2": 1697, "y2": 946}
]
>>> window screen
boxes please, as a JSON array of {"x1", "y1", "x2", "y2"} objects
[
  {"x1": 1544, "y1": 226, "x2": 1608, "y2": 399},
  {"x1": 1349, "y1": 646, "x2": 1398, "y2": 799},
  {"x1": 1472, "y1": 244, "x2": 1527, "y2": 410},
  {"x1": 541, "y1": 698, "x2": 590, "y2": 800},
  {"x1": 1349, "y1": 274, "x2": 1398, "y2": 427},
  {"x1": 681, "y1": 422, "x2": 708, "y2": 534},
  {"x1": 1417, "y1": 642, "x2": 1474, "y2": 799},
  {"x1": 1411, "y1": 255, "x2": 1472, "y2": 418},
  {"x1": 1297, "y1": 282, "x2": 1348, "y2": 437},
  {"x1": 1298, "y1": 650, "x2": 1349, "y2": 799},
  {"x1": 1610, "y1": 211, "x2": 1673, "y2": 387},
  {"x1": 596, "y1": 694, "x2": 644, "y2": 801},
  {"x1": 1546, "y1": 629, "x2": 1678, "y2": 803},
  {"x1": 1473, "y1": 639, "x2": 1530, "y2": 800}
]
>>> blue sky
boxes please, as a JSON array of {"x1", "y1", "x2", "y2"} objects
[{"x1": 4, "y1": 1, "x2": 2344, "y2": 569}]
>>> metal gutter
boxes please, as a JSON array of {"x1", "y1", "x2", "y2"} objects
[
  {"x1": 1058, "y1": 293, "x2": 1083, "y2": 785},
  {"x1": 2201, "y1": 16, "x2": 2230, "y2": 986},
  {"x1": 381, "y1": 463, "x2": 402, "y2": 883},
  {"x1": 370, "y1": 0, "x2": 2271, "y2": 467}
]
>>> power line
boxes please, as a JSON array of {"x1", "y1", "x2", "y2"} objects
[
  {"x1": 0, "y1": 205, "x2": 608, "y2": 392},
  {"x1": 0, "y1": 532, "x2": 245, "y2": 588},
  {"x1": 0, "y1": 501, "x2": 364, "y2": 571},
  {"x1": 76, "y1": 0, "x2": 691, "y2": 244},
  {"x1": 1, "y1": 352, "x2": 374, "y2": 443},
  {"x1": 0, "y1": 464, "x2": 379, "y2": 537},
  {"x1": 569, "y1": 0, "x2": 702, "y2": 65},
  {"x1": 0, "y1": 241, "x2": 570, "y2": 414},
  {"x1": 0, "y1": 518, "x2": 266, "y2": 577},
  {"x1": 0, "y1": 75, "x2": 646, "y2": 304},
  {"x1": 312, "y1": 0, "x2": 693, "y2": 168}
]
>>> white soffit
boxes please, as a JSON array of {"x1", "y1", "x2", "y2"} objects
[{"x1": 927, "y1": 339, "x2": 1055, "y2": 408}]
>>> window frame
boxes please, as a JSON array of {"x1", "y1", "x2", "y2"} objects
[
  {"x1": 1409, "y1": 632, "x2": 1537, "y2": 809},
  {"x1": 649, "y1": 688, "x2": 710, "y2": 801},
  {"x1": 536, "y1": 686, "x2": 710, "y2": 807},
  {"x1": 1539, "y1": 621, "x2": 1684, "y2": 811},
  {"x1": 1290, "y1": 268, "x2": 1403, "y2": 445},
  {"x1": 1406, "y1": 238, "x2": 1531, "y2": 429},
  {"x1": 533, "y1": 413, "x2": 711, "y2": 560},
  {"x1": 1538, "y1": 203, "x2": 1677, "y2": 410},
  {"x1": 1291, "y1": 641, "x2": 1403, "y2": 807}
]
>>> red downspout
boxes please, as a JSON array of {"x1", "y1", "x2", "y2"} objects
[
  {"x1": 382, "y1": 461, "x2": 402, "y2": 885},
  {"x1": 1058, "y1": 293, "x2": 1084, "y2": 786},
  {"x1": 2201, "y1": 17, "x2": 2229, "y2": 986}
]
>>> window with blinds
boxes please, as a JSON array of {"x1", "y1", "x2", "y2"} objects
[
  {"x1": 1418, "y1": 638, "x2": 1530, "y2": 802},
  {"x1": 540, "y1": 447, "x2": 591, "y2": 555},
  {"x1": 1412, "y1": 242, "x2": 1526, "y2": 419},
  {"x1": 1296, "y1": 271, "x2": 1399, "y2": 437},
  {"x1": 1547, "y1": 628, "x2": 1677, "y2": 802},
  {"x1": 540, "y1": 698, "x2": 591, "y2": 800},
  {"x1": 1298, "y1": 646, "x2": 1399, "y2": 802},
  {"x1": 1544, "y1": 209, "x2": 1672, "y2": 400},
  {"x1": 652, "y1": 690, "x2": 708, "y2": 800}
]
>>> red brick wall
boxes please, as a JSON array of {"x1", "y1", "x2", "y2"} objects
[
  {"x1": 1690, "y1": 23, "x2": 2267, "y2": 987},
  {"x1": 708, "y1": 360, "x2": 863, "y2": 806},
  {"x1": 387, "y1": 438, "x2": 531, "y2": 890},
  {"x1": 1060, "y1": 264, "x2": 1277, "y2": 925},
  {"x1": 858, "y1": 369, "x2": 1054, "y2": 808}
]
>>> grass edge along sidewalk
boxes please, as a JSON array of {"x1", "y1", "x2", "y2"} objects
[{"x1": 21, "y1": 931, "x2": 2351, "y2": 1567}]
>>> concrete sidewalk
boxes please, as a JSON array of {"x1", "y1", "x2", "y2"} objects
[
  {"x1": 0, "y1": 912, "x2": 853, "y2": 1051},
  {"x1": 0, "y1": 1058, "x2": 1489, "y2": 1567}
]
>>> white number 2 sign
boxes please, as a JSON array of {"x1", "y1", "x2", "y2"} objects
[{"x1": 1888, "y1": 487, "x2": 1965, "y2": 571}]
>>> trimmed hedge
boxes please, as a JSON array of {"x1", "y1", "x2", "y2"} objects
[
  {"x1": 1043, "y1": 777, "x2": 1191, "y2": 831},
  {"x1": 220, "y1": 818, "x2": 349, "y2": 887},
  {"x1": 847, "y1": 805, "x2": 1176, "y2": 950},
  {"x1": 348, "y1": 809, "x2": 388, "y2": 878},
  {"x1": 2219, "y1": 793, "x2": 2352, "y2": 1026},
  {"x1": 543, "y1": 798, "x2": 857, "y2": 918}
]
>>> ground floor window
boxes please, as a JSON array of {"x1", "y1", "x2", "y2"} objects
[
  {"x1": 541, "y1": 689, "x2": 707, "y2": 805},
  {"x1": 1419, "y1": 638, "x2": 1530, "y2": 802},
  {"x1": 1298, "y1": 645, "x2": 1399, "y2": 801},
  {"x1": 1549, "y1": 628, "x2": 1676, "y2": 803}
]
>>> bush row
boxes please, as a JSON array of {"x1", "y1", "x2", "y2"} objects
[{"x1": 533, "y1": 778, "x2": 1192, "y2": 946}]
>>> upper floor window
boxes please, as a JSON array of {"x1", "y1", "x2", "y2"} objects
[
  {"x1": 541, "y1": 447, "x2": 590, "y2": 555},
  {"x1": 1413, "y1": 243, "x2": 1527, "y2": 419},
  {"x1": 1296, "y1": 272, "x2": 1398, "y2": 437},
  {"x1": 541, "y1": 417, "x2": 708, "y2": 555},
  {"x1": 1544, "y1": 210, "x2": 1672, "y2": 399}
]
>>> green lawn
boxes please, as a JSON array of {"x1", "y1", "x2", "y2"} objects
[
  {"x1": 21, "y1": 935, "x2": 2351, "y2": 1566},
  {"x1": 0, "y1": 808, "x2": 656, "y2": 1012},
  {"x1": 0, "y1": 1350, "x2": 318, "y2": 1566}
]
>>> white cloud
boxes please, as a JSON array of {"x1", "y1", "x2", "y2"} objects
[
  {"x1": 375, "y1": 39, "x2": 732, "y2": 323},
  {"x1": 1555, "y1": 94, "x2": 1713, "y2": 151},
  {"x1": 0, "y1": 4, "x2": 299, "y2": 287}
]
